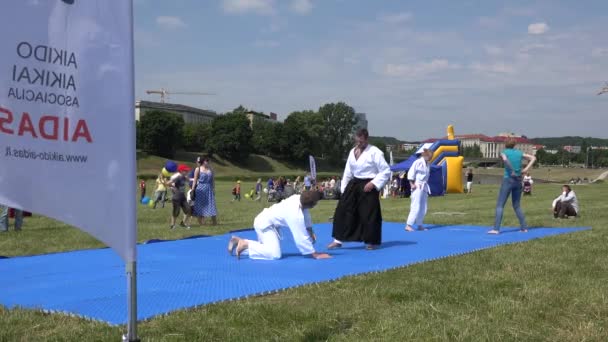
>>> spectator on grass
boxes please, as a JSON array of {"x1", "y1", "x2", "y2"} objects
[
  {"x1": 169, "y1": 165, "x2": 192, "y2": 230},
  {"x1": 465, "y1": 168, "x2": 474, "y2": 194},
  {"x1": 255, "y1": 178, "x2": 263, "y2": 201},
  {"x1": 153, "y1": 173, "x2": 168, "y2": 209},
  {"x1": 192, "y1": 156, "x2": 218, "y2": 226},
  {"x1": 304, "y1": 174, "x2": 312, "y2": 191},
  {"x1": 552, "y1": 185, "x2": 579, "y2": 219},
  {"x1": 139, "y1": 180, "x2": 146, "y2": 201},
  {"x1": 0, "y1": 205, "x2": 23, "y2": 232},
  {"x1": 232, "y1": 180, "x2": 241, "y2": 202}
]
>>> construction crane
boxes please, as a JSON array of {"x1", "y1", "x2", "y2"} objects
[
  {"x1": 145, "y1": 88, "x2": 216, "y2": 103},
  {"x1": 598, "y1": 83, "x2": 608, "y2": 95}
]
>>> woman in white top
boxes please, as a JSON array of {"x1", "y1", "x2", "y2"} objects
[{"x1": 405, "y1": 149, "x2": 432, "y2": 232}]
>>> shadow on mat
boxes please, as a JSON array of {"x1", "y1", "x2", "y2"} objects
[{"x1": 338, "y1": 240, "x2": 417, "y2": 250}]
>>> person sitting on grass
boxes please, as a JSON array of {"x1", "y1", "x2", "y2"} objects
[
  {"x1": 227, "y1": 191, "x2": 331, "y2": 260},
  {"x1": 552, "y1": 185, "x2": 579, "y2": 219}
]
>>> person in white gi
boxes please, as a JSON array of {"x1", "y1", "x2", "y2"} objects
[
  {"x1": 227, "y1": 191, "x2": 331, "y2": 260},
  {"x1": 328, "y1": 128, "x2": 391, "y2": 250},
  {"x1": 405, "y1": 149, "x2": 432, "y2": 232}
]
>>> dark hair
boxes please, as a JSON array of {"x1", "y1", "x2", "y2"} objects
[
  {"x1": 355, "y1": 128, "x2": 369, "y2": 139},
  {"x1": 505, "y1": 138, "x2": 517, "y2": 149},
  {"x1": 300, "y1": 191, "x2": 322, "y2": 207},
  {"x1": 562, "y1": 184, "x2": 571, "y2": 192},
  {"x1": 196, "y1": 156, "x2": 210, "y2": 164}
]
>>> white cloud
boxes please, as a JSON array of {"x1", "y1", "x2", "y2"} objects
[
  {"x1": 592, "y1": 47, "x2": 608, "y2": 58},
  {"x1": 156, "y1": 16, "x2": 187, "y2": 30},
  {"x1": 291, "y1": 0, "x2": 313, "y2": 15},
  {"x1": 379, "y1": 12, "x2": 413, "y2": 24},
  {"x1": 253, "y1": 40, "x2": 280, "y2": 48},
  {"x1": 471, "y1": 62, "x2": 516, "y2": 74},
  {"x1": 384, "y1": 59, "x2": 459, "y2": 77},
  {"x1": 222, "y1": 0, "x2": 275, "y2": 15},
  {"x1": 484, "y1": 45, "x2": 503, "y2": 56},
  {"x1": 528, "y1": 22, "x2": 549, "y2": 35}
]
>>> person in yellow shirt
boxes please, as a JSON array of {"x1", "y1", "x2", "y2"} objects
[{"x1": 153, "y1": 173, "x2": 168, "y2": 209}]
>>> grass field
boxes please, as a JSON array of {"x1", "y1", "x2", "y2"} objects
[
  {"x1": 472, "y1": 166, "x2": 606, "y2": 183},
  {"x1": 1, "y1": 181, "x2": 607, "y2": 341},
  {"x1": 137, "y1": 152, "x2": 341, "y2": 180}
]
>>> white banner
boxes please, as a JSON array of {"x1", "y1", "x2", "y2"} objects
[
  {"x1": 0, "y1": 0, "x2": 136, "y2": 262},
  {"x1": 389, "y1": 151, "x2": 394, "y2": 166},
  {"x1": 309, "y1": 155, "x2": 317, "y2": 180}
]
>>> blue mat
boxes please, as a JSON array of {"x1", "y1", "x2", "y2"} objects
[{"x1": 0, "y1": 223, "x2": 588, "y2": 325}]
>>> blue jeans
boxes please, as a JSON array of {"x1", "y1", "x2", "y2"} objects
[
  {"x1": 494, "y1": 177, "x2": 526, "y2": 230},
  {"x1": 0, "y1": 205, "x2": 23, "y2": 231}
]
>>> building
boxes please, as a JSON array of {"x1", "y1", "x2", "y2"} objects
[
  {"x1": 401, "y1": 143, "x2": 419, "y2": 151},
  {"x1": 246, "y1": 111, "x2": 278, "y2": 128},
  {"x1": 563, "y1": 145, "x2": 582, "y2": 154},
  {"x1": 424, "y1": 133, "x2": 537, "y2": 158},
  {"x1": 135, "y1": 100, "x2": 217, "y2": 124},
  {"x1": 354, "y1": 113, "x2": 368, "y2": 131}
]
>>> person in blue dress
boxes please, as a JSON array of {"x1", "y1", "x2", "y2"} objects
[
  {"x1": 192, "y1": 156, "x2": 218, "y2": 226},
  {"x1": 488, "y1": 139, "x2": 536, "y2": 234}
]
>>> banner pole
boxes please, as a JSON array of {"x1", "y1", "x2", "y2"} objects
[
  {"x1": 125, "y1": 1, "x2": 138, "y2": 341},
  {"x1": 124, "y1": 261, "x2": 139, "y2": 342}
]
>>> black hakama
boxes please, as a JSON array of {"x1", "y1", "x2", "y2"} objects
[{"x1": 332, "y1": 178, "x2": 382, "y2": 245}]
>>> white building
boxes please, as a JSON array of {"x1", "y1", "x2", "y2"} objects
[
  {"x1": 135, "y1": 100, "x2": 217, "y2": 124},
  {"x1": 424, "y1": 134, "x2": 537, "y2": 158}
]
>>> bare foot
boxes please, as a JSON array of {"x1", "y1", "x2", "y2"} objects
[
  {"x1": 312, "y1": 252, "x2": 332, "y2": 259},
  {"x1": 405, "y1": 225, "x2": 415, "y2": 232},
  {"x1": 227, "y1": 236, "x2": 240, "y2": 254},
  {"x1": 236, "y1": 240, "x2": 248, "y2": 260},
  {"x1": 327, "y1": 241, "x2": 342, "y2": 249},
  {"x1": 487, "y1": 229, "x2": 500, "y2": 235}
]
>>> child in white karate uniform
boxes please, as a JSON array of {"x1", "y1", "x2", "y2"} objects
[
  {"x1": 405, "y1": 149, "x2": 432, "y2": 232},
  {"x1": 228, "y1": 191, "x2": 331, "y2": 260}
]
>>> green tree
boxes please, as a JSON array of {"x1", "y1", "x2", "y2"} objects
[
  {"x1": 135, "y1": 120, "x2": 141, "y2": 149},
  {"x1": 252, "y1": 117, "x2": 281, "y2": 157},
  {"x1": 318, "y1": 102, "x2": 357, "y2": 165},
  {"x1": 462, "y1": 144, "x2": 483, "y2": 158},
  {"x1": 208, "y1": 112, "x2": 253, "y2": 160},
  {"x1": 183, "y1": 123, "x2": 212, "y2": 152},
  {"x1": 138, "y1": 110, "x2": 184, "y2": 158},
  {"x1": 281, "y1": 110, "x2": 324, "y2": 162}
]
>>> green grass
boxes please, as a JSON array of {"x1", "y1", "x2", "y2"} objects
[
  {"x1": 1, "y1": 182, "x2": 607, "y2": 341},
  {"x1": 137, "y1": 152, "x2": 341, "y2": 180},
  {"x1": 473, "y1": 167, "x2": 605, "y2": 183}
]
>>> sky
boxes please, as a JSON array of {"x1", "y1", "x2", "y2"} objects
[{"x1": 134, "y1": 0, "x2": 608, "y2": 141}]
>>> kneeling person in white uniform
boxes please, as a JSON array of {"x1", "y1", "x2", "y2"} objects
[{"x1": 228, "y1": 191, "x2": 331, "y2": 260}]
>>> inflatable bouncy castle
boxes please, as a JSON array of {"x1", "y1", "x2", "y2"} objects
[{"x1": 390, "y1": 125, "x2": 464, "y2": 196}]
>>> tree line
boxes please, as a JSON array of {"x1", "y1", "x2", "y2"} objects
[{"x1": 136, "y1": 102, "x2": 358, "y2": 166}]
